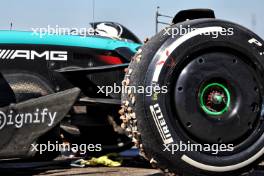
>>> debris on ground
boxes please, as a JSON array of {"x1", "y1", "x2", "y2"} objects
[{"x1": 71, "y1": 154, "x2": 122, "y2": 168}]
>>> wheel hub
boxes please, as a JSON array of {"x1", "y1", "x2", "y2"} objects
[
  {"x1": 173, "y1": 52, "x2": 261, "y2": 144},
  {"x1": 199, "y1": 83, "x2": 231, "y2": 116}
]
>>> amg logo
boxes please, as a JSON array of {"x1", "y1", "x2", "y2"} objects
[
  {"x1": 0, "y1": 49, "x2": 67, "y2": 61},
  {"x1": 150, "y1": 103, "x2": 174, "y2": 144}
]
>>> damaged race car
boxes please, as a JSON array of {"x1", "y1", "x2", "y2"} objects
[{"x1": 0, "y1": 8, "x2": 264, "y2": 176}]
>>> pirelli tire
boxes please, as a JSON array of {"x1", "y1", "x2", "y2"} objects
[{"x1": 120, "y1": 19, "x2": 264, "y2": 176}]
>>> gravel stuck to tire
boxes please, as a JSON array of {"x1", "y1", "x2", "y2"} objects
[{"x1": 121, "y1": 19, "x2": 264, "y2": 176}]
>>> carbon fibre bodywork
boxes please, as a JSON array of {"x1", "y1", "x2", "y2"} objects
[{"x1": 0, "y1": 27, "x2": 141, "y2": 158}]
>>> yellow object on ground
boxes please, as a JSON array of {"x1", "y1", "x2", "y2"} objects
[
  {"x1": 71, "y1": 154, "x2": 122, "y2": 168},
  {"x1": 82, "y1": 156, "x2": 121, "y2": 167}
]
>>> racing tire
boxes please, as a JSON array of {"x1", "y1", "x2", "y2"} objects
[{"x1": 121, "y1": 19, "x2": 264, "y2": 176}]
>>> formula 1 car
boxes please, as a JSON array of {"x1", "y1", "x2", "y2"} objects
[{"x1": 0, "y1": 8, "x2": 264, "y2": 176}]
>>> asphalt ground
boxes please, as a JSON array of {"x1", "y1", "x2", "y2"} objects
[
  {"x1": 0, "y1": 154, "x2": 163, "y2": 176},
  {"x1": 0, "y1": 153, "x2": 263, "y2": 176}
]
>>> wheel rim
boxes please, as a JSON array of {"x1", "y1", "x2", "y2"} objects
[{"x1": 171, "y1": 51, "x2": 262, "y2": 144}]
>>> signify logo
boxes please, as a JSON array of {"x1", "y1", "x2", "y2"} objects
[
  {"x1": 0, "y1": 108, "x2": 57, "y2": 130},
  {"x1": 0, "y1": 49, "x2": 68, "y2": 61}
]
